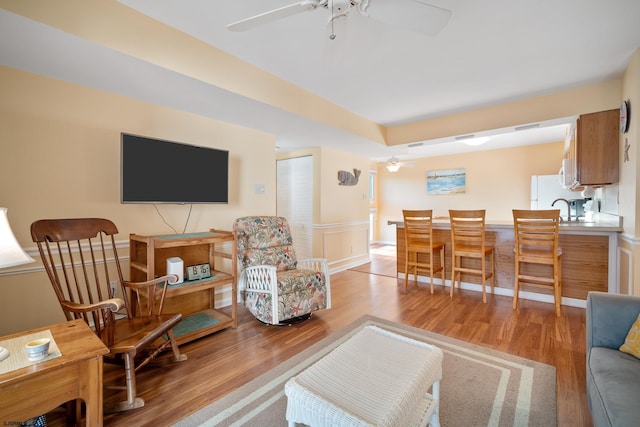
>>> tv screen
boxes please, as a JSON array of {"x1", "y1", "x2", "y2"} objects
[{"x1": 121, "y1": 133, "x2": 229, "y2": 204}]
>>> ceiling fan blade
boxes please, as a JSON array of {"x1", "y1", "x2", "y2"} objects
[
  {"x1": 365, "y1": 0, "x2": 452, "y2": 36},
  {"x1": 227, "y1": 1, "x2": 320, "y2": 32}
]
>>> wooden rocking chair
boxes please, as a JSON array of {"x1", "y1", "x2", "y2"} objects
[{"x1": 31, "y1": 218, "x2": 187, "y2": 413}]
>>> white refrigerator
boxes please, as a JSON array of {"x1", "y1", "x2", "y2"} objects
[{"x1": 530, "y1": 175, "x2": 579, "y2": 218}]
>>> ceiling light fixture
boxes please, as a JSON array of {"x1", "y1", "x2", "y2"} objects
[
  {"x1": 463, "y1": 136, "x2": 491, "y2": 146},
  {"x1": 385, "y1": 155, "x2": 402, "y2": 172},
  {"x1": 455, "y1": 134, "x2": 491, "y2": 146},
  {"x1": 386, "y1": 162, "x2": 400, "y2": 173}
]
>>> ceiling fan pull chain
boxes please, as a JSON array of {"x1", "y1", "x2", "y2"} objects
[
  {"x1": 328, "y1": 0, "x2": 350, "y2": 39},
  {"x1": 329, "y1": 0, "x2": 336, "y2": 39}
]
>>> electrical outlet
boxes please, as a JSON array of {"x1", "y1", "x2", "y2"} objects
[{"x1": 110, "y1": 280, "x2": 118, "y2": 296}]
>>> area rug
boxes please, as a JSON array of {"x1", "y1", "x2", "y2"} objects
[{"x1": 174, "y1": 315, "x2": 556, "y2": 426}]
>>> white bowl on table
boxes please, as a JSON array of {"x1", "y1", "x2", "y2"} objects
[{"x1": 25, "y1": 338, "x2": 51, "y2": 362}]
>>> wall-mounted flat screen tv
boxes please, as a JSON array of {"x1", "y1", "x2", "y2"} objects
[{"x1": 121, "y1": 133, "x2": 229, "y2": 204}]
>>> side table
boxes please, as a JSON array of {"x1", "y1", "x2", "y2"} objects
[{"x1": 0, "y1": 319, "x2": 109, "y2": 425}]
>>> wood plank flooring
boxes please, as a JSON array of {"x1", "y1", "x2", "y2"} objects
[{"x1": 48, "y1": 245, "x2": 591, "y2": 426}]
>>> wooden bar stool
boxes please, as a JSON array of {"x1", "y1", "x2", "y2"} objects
[
  {"x1": 449, "y1": 209, "x2": 495, "y2": 303},
  {"x1": 402, "y1": 209, "x2": 445, "y2": 293},
  {"x1": 512, "y1": 209, "x2": 562, "y2": 316}
]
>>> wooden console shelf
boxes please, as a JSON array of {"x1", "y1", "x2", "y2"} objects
[{"x1": 129, "y1": 230, "x2": 237, "y2": 345}]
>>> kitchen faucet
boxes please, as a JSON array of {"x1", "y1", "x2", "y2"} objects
[{"x1": 551, "y1": 198, "x2": 571, "y2": 221}]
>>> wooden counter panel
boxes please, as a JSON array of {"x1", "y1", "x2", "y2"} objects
[
  {"x1": 396, "y1": 228, "x2": 609, "y2": 300},
  {"x1": 558, "y1": 234, "x2": 609, "y2": 298}
]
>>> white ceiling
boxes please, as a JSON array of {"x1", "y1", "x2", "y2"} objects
[{"x1": 2, "y1": 1, "x2": 640, "y2": 163}]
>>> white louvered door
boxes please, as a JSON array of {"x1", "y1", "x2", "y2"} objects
[{"x1": 277, "y1": 156, "x2": 313, "y2": 259}]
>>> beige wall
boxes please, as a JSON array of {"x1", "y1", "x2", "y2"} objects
[
  {"x1": 619, "y1": 50, "x2": 640, "y2": 238},
  {"x1": 375, "y1": 141, "x2": 569, "y2": 243},
  {"x1": 319, "y1": 147, "x2": 370, "y2": 224},
  {"x1": 619, "y1": 49, "x2": 640, "y2": 294},
  {"x1": 317, "y1": 147, "x2": 370, "y2": 269},
  {"x1": 0, "y1": 67, "x2": 276, "y2": 335}
]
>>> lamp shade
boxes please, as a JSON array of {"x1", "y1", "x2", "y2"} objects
[{"x1": 0, "y1": 207, "x2": 34, "y2": 269}]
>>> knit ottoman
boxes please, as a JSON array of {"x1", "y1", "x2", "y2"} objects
[{"x1": 284, "y1": 325, "x2": 443, "y2": 427}]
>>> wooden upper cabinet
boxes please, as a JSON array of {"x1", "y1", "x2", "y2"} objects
[{"x1": 575, "y1": 109, "x2": 619, "y2": 186}]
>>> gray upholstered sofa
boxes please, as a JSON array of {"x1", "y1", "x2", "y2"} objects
[{"x1": 586, "y1": 291, "x2": 640, "y2": 427}]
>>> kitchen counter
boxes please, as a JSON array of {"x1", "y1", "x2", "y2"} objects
[
  {"x1": 556, "y1": 214, "x2": 622, "y2": 232},
  {"x1": 390, "y1": 213, "x2": 622, "y2": 233},
  {"x1": 388, "y1": 214, "x2": 622, "y2": 307}
]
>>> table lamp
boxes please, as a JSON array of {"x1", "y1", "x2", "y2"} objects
[{"x1": 0, "y1": 207, "x2": 35, "y2": 362}]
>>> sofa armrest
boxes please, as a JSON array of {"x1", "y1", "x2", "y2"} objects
[{"x1": 587, "y1": 291, "x2": 640, "y2": 351}]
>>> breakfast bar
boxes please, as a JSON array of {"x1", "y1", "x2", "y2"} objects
[{"x1": 389, "y1": 214, "x2": 622, "y2": 305}]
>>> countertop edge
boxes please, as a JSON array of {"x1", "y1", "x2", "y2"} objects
[{"x1": 388, "y1": 215, "x2": 623, "y2": 234}]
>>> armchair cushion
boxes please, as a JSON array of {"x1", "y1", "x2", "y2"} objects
[
  {"x1": 235, "y1": 216, "x2": 298, "y2": 272},
  {"x1": 242, "y1": 245, "x2": 297, "y2": 272}
]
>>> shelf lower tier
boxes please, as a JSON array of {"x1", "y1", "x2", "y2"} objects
[
  {"x1": 164, "y1": 272, "x2": 233, "y2": 297},
  {"x1": 173, "y1": 308, "x2": 235, "y2": 345}
]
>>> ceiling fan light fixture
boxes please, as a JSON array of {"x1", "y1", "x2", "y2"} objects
[
  {"x1": 386, "y1": 163, "x2": 400, "y2": 172},
  {"x1": 386, "y1": 155, "x2": 401, "y2": 172}
]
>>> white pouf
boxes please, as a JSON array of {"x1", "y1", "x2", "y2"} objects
[{"x1": 285, "y1": 325, "x2": 443, "y2": 427}]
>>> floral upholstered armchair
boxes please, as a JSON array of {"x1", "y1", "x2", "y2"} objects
[{"x1": 233, "y1": 216, "x2": 331, "y2": 325}]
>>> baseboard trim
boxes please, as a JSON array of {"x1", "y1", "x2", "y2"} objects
[{"x1": 329, "y1": 257, "x2": 372, "y2": 274}]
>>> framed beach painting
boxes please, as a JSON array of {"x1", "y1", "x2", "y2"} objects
[{"x1": 427, "y1": 168, "x2": 466, "y2": 195}]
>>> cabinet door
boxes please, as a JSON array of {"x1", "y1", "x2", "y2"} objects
[{"x1": 576, "y1": 109, "x2": 619, "y2": 186}]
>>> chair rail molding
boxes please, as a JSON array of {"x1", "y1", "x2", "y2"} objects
[
  {"x1": 1, "y1": 240, "x2": 234, "y2": 277},
  {"x1": 312, "y1": 220, "x2": 370, "y2": 229}
]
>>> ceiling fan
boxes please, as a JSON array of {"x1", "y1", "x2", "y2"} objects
[
  {"x1": 227, "y1": 0, "x2": 452, "y2": 37},
  {"x1": 386, "y1": 155, "x2": 415, "y2": 172}
]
